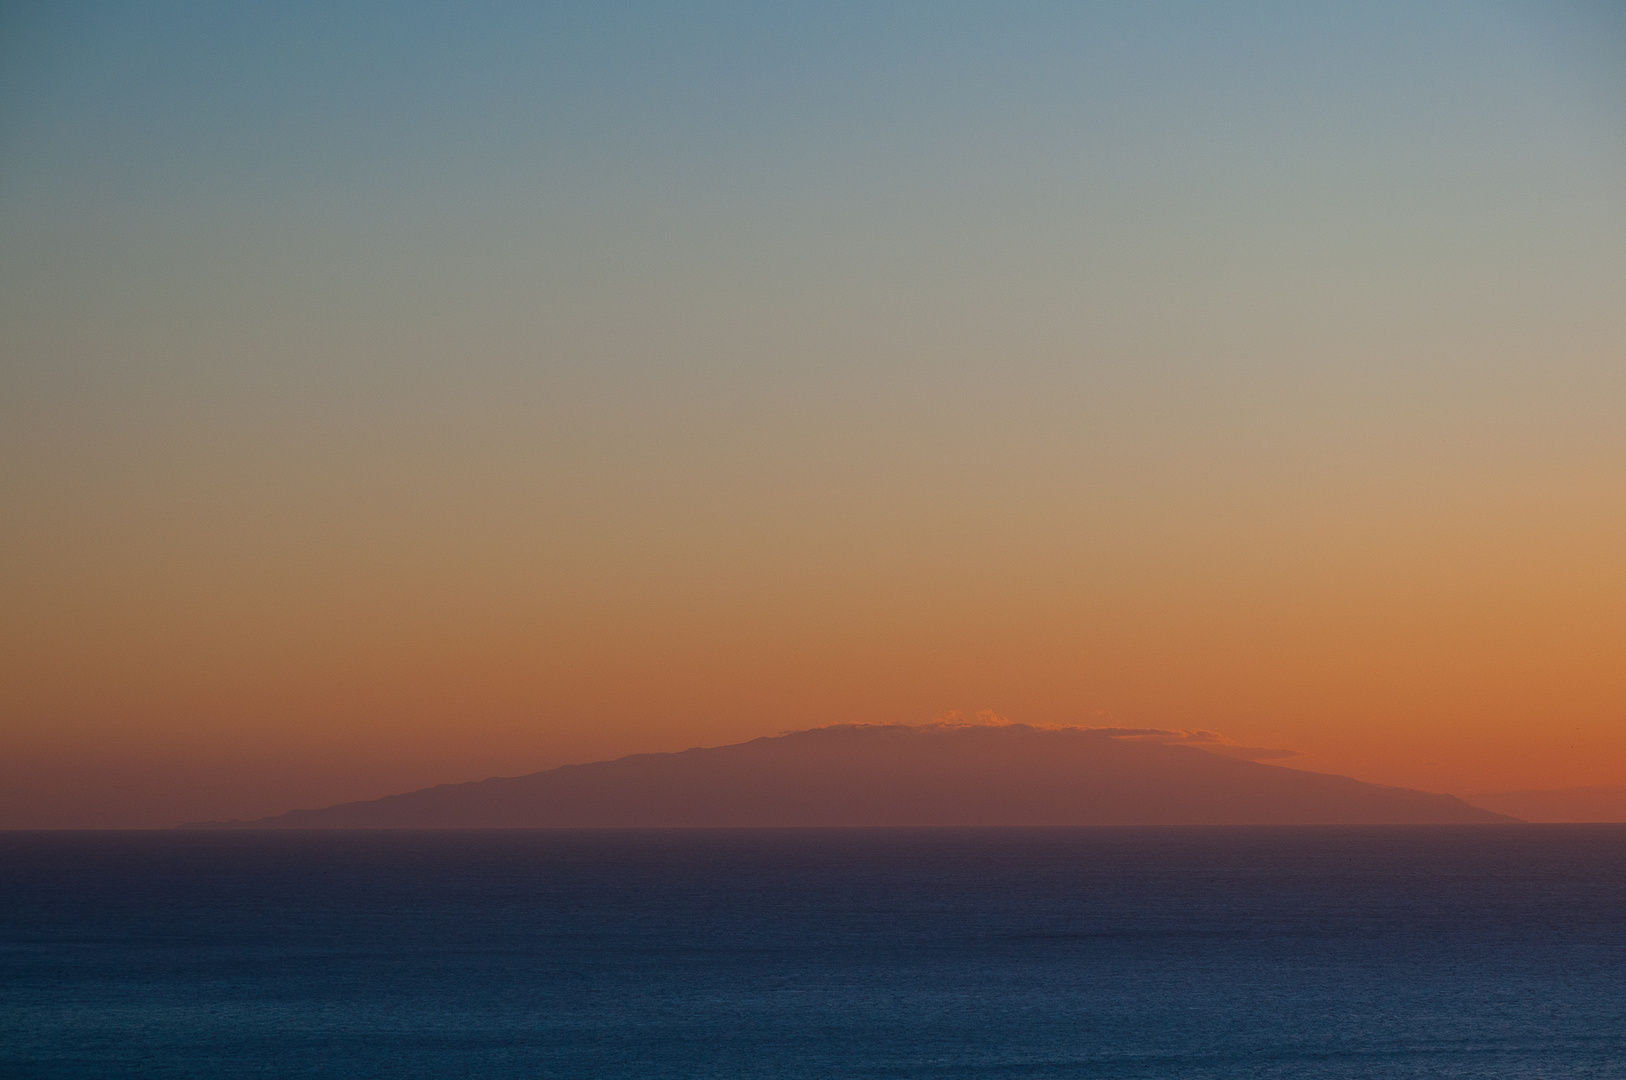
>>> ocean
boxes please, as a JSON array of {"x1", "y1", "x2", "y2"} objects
[{"x1": 3, "y1": 826, "x2": 1624, "y2": 1078}]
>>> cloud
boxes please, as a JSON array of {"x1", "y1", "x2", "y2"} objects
[
  {"x1": 930, "y1": 709, "x2": 1015, "y2": 727},
  {"x1": 1095, "y1": 727, "x2": 1303, "y2": 761},
  {"x1": 914, "y1": 715, "x2": 1303, "y2": 760}
]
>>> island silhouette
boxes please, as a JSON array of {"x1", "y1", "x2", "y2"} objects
[{"x1": 187, "y1": 723, "x2": 1515, "y2": 828}]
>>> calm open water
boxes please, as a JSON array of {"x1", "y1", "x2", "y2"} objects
[{"x1": 3, "y1": 827, "x2": 1625, "y2": 1078}]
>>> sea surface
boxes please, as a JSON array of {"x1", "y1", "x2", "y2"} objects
[{"x1": 3, "y1": 826, "x2": 1624, "y2": 1078}]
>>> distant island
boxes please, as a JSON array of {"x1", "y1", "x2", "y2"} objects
[{"x1": 185, "y1": 723, "x2": 1516, "y2": 828}]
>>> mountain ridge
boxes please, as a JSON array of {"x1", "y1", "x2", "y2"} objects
[{"x1": 184, "y1": 723, "x2": 1516, "y2": 828}]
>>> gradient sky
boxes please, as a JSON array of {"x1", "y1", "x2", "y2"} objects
[{"x1": 3, "y1": 1, "x2": 1625, "y2": 827}]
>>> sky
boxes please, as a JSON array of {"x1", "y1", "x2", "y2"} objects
[{"x1": 2, "y1": 1, "x2": 1625, "y2": 827}]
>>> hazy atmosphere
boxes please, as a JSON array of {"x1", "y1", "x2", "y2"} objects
[{"x1": 4, "y1": 1, "x2": 1625, "y2": 827}]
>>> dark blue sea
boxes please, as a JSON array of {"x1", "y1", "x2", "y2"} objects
[{"x1": 3, "y1": 827, "x2": 1625, "y2": 1078}]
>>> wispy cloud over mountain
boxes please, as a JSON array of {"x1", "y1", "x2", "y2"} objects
[
  {"x1": 1092, "y1": 728, "x2": 1305, "y2": 761},
  {"x1": 917, "y1": 713, "x2": 1304, "y2": 761}
]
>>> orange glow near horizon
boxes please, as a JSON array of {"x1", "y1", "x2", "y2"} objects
[{"x1": 5, "y1": 458, "x2": 1624, "y2": 826}]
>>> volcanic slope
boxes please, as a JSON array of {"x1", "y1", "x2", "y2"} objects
[{"x1": 190, "y1": 724, "x2": 1515, "y2": 827}]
